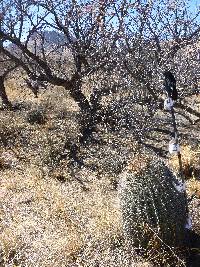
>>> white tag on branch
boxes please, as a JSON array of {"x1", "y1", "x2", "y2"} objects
[
  {"x1": 164, "y1": 98, "x2": 174, "y2": 111},
  {"x1": 173, "y1": 181, "x2": 186, "y2": 193},
  {"x1": 169, "y1": 141, "x2": 180, "y2": 154},
  {"x1": 185, "y1": 216, "x2": 192, "y2": 230}
]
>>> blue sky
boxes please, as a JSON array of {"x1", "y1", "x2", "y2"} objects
[
  {"x1": 189, "y1": 0, "x2": 199, "y2": 13},
  {"x1": 2, "y1": 0, "x2": 199, "y2": 42}
]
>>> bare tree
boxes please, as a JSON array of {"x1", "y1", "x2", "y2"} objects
[
  {"x1": 0, "y1": 9, "x2": 19, "y2": 108},
  {"x1": 0, "y1": 0, "x2": 199, "y2": 161},
  {"x1": 0, "y1": 0, "x2": 121, "y2": 143},
  {"x1": 0, "y1": 53, "x2": 19, "y2": 108},
  {"x1": 118, "y1": 0, "x2": 200, "y2": 119}
]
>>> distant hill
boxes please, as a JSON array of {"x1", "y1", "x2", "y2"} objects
[{"x1": 30, "y1": 30, "x2": 68, "y2": 47}]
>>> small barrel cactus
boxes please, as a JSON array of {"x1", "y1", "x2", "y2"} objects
[{"x1": 118, "y1": 153, "x2": 188, "y2": 250}]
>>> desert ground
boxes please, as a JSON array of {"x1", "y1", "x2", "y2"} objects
[{"x1": 0, "y1": 78, "x2": 200, "y2": 267}]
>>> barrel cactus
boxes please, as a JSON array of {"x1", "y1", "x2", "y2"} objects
[{"x1": 118, "y1": 153, "x2": 188, "y2": 250}]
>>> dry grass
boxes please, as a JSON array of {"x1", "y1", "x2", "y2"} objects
[
  {"x1": 1, "y1": 79, "x2": 199, "y2": 266},
  {"x1": 0, "y1": 164, "x2": 123, "y2": 266},
  {"x1": 168, "y1": 143, "x2": 200, "y2": 244},
  {"x1": 0, "y1": 82, "x2": 147, "y2": 266},
  {"x1": 168, "y1": 144, "x2": 200, "y2": 180}
]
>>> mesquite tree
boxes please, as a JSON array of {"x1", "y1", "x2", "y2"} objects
[
  {"x1": 0, "y1": 0, "x2": 121, "y2": 143},
  {"x1": 0, "y1": 13, "x2": 18, "y2": 108},
  {"x1": 0, "y1": 53, "x2": 18, "y2": 108},
  {"x1": 0, "y1": 0, "x2": 199, "y2": 160},
  {"x1": 117, "y1": 0, "x2": 200, "y2": 120}
]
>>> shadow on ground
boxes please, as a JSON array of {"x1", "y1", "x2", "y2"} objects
[{"x1": 186, "y1": 230, "x2": 200, "y2": 267}]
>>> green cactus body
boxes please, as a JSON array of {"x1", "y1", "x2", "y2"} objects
[{"x1": 119, "y1": 156, "x2": 188, "y2": 249}]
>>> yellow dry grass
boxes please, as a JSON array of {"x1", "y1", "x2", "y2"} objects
[
  {"x1": 1, "y1": 77, "x2": 198, "y2": 266},
  {"x1": 126, "y1": 152, "x2": 154, "y2": 174},
  {"x1": 0, "y1": 163, "x2": 122, "y2": 266},
  {"x1": 168, "y1": 144, "x2": 200, "y2": 180},
  {"x1": 0, "y1": 79, "x2": 127, "y2": 266},
  {"x1": 187, "y1": 179, "x2": 200, "y2": 198},
  {"x1": 5, "y1": 77, "x2": 79, "y2": 113}
]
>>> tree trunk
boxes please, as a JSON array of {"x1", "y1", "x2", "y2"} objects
[
  {"x1": 0, "y1": 76, "x2": 12, "y2": 108},
  {"x1": 62, "y1": 81, "x2": 94, "y2": 167},
  {"x1": 65, "y1": 79, "x2": 97, "y2": 144},
  {"x1": 79, "y1": 110, "x2": 98, "y2": 144}
]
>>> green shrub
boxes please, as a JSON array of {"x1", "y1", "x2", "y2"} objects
[{"x1": 26, "y1": 109, "x2": 47, "y2": 125}]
